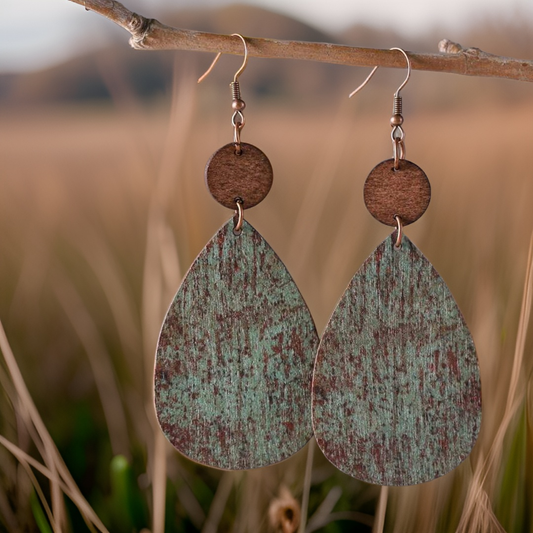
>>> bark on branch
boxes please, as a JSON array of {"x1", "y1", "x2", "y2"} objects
[{"x1": 70, "y1": 0, "x2": 533, "y2": 83}]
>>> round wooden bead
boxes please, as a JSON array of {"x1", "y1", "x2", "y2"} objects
[
  {"x1": 205, "y1": 143, "x2": 273, "y2": 210},
  {"x1": 363, "y1": 159, "x2": 431, "y2": 226}
]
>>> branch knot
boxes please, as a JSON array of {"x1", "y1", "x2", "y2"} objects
[
  {"x1": 127, "y1": 13, "x2": 152, "y2": 48},
  {"x1": 438, "y1": 39, "x2": 464, "y2": 54},
  {"x1": 439, "y1": 39, "x2": 497, "y2": 58}
]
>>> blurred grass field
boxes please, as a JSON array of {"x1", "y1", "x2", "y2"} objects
[{"x1": 1, "y1": 43, "x2": 533, "y2": 532}]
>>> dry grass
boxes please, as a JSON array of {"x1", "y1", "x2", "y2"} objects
[{"x1": 0, "y1": 64, "x2": 532, "y2": 532}]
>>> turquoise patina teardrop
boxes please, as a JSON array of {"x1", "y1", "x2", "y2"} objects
[
  {"x1": 312, "y1": 232, "x2": 482, "y2": 486},
  {"x1": 155, "y1": 218, "x2": 318, "y2": 470}
]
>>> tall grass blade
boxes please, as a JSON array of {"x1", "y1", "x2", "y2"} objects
[
  {"x1": 201, "y1": 472, "x2": 235, "y2": 533},
  {"x1": 141, "y1": 61, "x2": 197, "y2": 533},
  {"x1": 373, "y1": 486, "x2": 388, "y2": 533},
  {"x1": 0, "y1": 321, "x2": 109, "y2": 532},
  {"x1": 30, "y1": 490, "x2": 54, "y2": 533},
  {"x1": 53, "y1": 275, "x2": 129, "y2": 458},
  {"x1": 298, "y1": 439, "x2": 315, "y2": 533},
  {"x1": 495, "y1": 405, "x2": 527, "y2": 532},
  {"x1": 458, "y1": 230, "x2": 533, "y2": 531}
]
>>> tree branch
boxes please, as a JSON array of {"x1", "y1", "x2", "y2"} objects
[{"x1": 70, "y1": 0, "x2": 533, "y2": 83}]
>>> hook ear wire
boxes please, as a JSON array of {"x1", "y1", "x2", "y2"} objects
[
  {"x1": 198, "y1": 52, "x2": 222, "y2": 84},
  {"x1": 198, "y1": 34, "x2": 248, "y2": 84},
  {"x1": 391, "y1": 47, "x2": 411, "y2": 96},
  {"x1": 348, "y1": 48, "x2": 411, "y2": 98},
  {"x1": 348, "y1": 65, "x2": 379, "y2": 98},
  {"x1": 232, "y1": 34, "x2": 248, "y2": 82}
]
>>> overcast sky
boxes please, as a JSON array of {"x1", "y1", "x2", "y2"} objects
[{"x1": 1, "y1": 0, "x2": 532, "y2": 72}]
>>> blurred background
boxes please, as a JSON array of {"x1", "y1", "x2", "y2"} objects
[{"x1": 1, "y1": 0, "x2": 533, "y2": 531}]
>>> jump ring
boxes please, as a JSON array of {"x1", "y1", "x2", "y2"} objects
[
  {"x1": 393, "y1": 138, "x2": 405, "y2": 170},
  {"x1": 231, "y1": 111, "x2": 245, "y2": 128},
  {"x1": 234, "y1": 128, "x2": 242, "y2": 152},
  {"x1": 234, "y1": 198, "x2": 244, "y2": 234},
  {"x1": 394, "y1": 215, "x2": 403, "y2": 248},
  {"x1": 232, "y1": 113, "x2": 244, "y2": 153},
  {"x1": 393, "y1": 143, "x2": 399, "y2": 170}
]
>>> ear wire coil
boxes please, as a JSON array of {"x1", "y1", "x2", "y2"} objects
[
  {"x1": 393, "y1": 95, "x2": 402, "y2": 116},
  {"x1": 230, "y1": 81, "x2": 241, "y2": 101}
]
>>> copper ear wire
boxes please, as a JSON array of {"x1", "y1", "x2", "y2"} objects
[
  {"x1": 198, "y1": 34, "x2": 249, "y2": 155},
  {"x1": 349, "y1": 48, "x2": 412, "y2": 170},
  {"x1": 348, "y1": 47, "x2": 411, "y2": 98},
  {"x1": 197, "y1": 33, "x2": 249, "y2": 84}
]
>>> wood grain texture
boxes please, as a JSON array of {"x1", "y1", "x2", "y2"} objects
[
  {"x1": 155, "y1": 218, "x2": 318, "y2": 470},
  {"x1": 205, "y1": 143, "x2": 273, "y2": 209},
  {"x1": 312, "y1": 232, "x2": 481, "y2": 486},
  {"x1": 364, "y1": 159, "x2": 431, "y2": 226}
]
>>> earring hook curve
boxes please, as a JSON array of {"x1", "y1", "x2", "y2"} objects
[
  {"x1": 348, "y1": 47, "x2": 411, "y2": 98},
  {"x1": 391, "y1": 47, "x2": 411, "y2": 96},
  {"x1": 231, "y1": 34, "x2": 248, "y2": 82},
  {"x1": 198, "y1": 33, "x2": 248, "y2": 84}
]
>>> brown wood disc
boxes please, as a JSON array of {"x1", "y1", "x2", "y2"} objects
[
  {"x1": 364, "y1": 159, "x2": 431, "y2": 226},
  {"x1": 205, "y1": 142, "x2": 273, "y2": 210}
]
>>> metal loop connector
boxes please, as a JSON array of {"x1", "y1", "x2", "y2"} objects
[
  {"x1": 232, "y1": 111, "x2": 245, "y2": 128},
  {"x1": 392, "y1": 132, "x2": 405, "y2": 169},
  {"x1": 394, "y1": 215, "x2": 403, "y2": 248},
  {"x1": 391, "y1": 125, "x2": 404, "y2": 142},
  {"x1": 234, "y1": 198, "x2": 244, "y2": 234},
  {"x1": 232, "y1": 113, "x2": 245, "y2": 153}
]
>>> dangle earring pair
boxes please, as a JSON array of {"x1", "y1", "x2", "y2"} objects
[{"x1": 154, "y1": 41, "x2": 482, "y2": 486}]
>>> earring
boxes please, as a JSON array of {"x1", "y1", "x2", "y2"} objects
[
  {"x1": 312, "y1": 49, "x2": 482, "y2": 486},
  {"x1": 154, "y1": 35, "x2": 318, "y2": 470}
]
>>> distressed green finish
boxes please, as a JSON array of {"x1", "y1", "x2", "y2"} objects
[
  {"x1": 155, "y1": 218, "x2": 318, "y2": 470},
  {"x1": 312, "y1": 232, "x2": 482, "y2": 486}
]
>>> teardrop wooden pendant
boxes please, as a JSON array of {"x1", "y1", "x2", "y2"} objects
[
  {"x1": 155, "y1": 218, "x2": 318, "y2": 470},
  {"x1": 312, "y1": 232, "x2": 482, "y2": 485}
]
